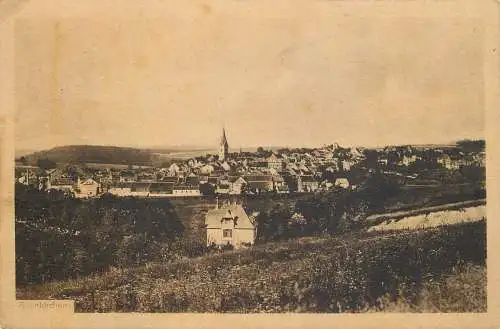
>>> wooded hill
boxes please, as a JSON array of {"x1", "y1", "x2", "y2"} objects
[{"x1": 20, "y1": 145, "x2": 160, "y2": 166}]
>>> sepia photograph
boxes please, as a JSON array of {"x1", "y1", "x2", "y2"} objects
[{"x1": 1, "y1": 0, "x2": 497, "y2": 325}]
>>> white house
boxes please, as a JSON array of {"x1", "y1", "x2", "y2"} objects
[
  {"x1": 200, "y1": 164, "x2": 215, "y2": 175},
  {"x1": 399, "y1": 155, "x2": 418, "y2": 166},
  {"x1": 334, "y1": 178, "x2": 350, "y2": 189},
  {"x1": 205, "y1": 202, "x2": 256, "y2": 248},
  {"x1": 342, "y1": 160, "x2": 354, "y2": 171},
  {"x1": 168, "y1": 163, "x2": 180, "y2": 176},
  {"x1": 76, "y1": 178, "x2": 100, "y2": 198}
]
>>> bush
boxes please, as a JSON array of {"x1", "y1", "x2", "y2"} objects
[{"x1": 15, "y1": 185, "x2": 185, "y2": 285}]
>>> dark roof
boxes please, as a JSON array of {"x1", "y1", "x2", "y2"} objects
[
  {"x1": 120, "y1": 171, "x2": 137, "y2": 177},
  {"x1": 161, "y1": 176, "x2": 179, "y2": 183},
  {"x1": 149, "y1": 182, "x2": 174, "y2": 193},
  {"x1": 131, "y1": 183, "x2": 151, "y2": 192},
  {"x1": 300, "y1": 175, "x2": 317, "y2": 183},
  {"x1": 51, "y1": 178, "x2": 75, "y2": 186},
  {"x1": 173, "y1": 185, "x2": 200, "y2": 190},
  {"x1": 208, "y1": 177, "x2": 219, "y2": 184},
  {"x1": 245, "y1": 175, "x2": 273, "y2": 182},
  {"x1": 185, "y1": 176, "x2": 200, "y2": 185}
]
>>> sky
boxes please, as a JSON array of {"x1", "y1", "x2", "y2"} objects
[{"x1": 14, "y1": 5, "x2": 484, "y2": 152}]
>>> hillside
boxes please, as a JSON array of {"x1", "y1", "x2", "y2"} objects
[
  {"x1": 20, "y1": 145, "x2": 160, "y2": 166},
  {"x1": 17, "y1": 220, "x2": 486, "y2": 313}
]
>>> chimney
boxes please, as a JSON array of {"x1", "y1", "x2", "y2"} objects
[{"x1": 215, "y1": 196, "x2": 219, "y2": 209}]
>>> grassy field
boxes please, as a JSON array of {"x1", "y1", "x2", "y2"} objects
[{"x1": 17, "y1": 220, "x2": 486, "y2": 313}]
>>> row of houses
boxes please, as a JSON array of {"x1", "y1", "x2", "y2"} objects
[
  {"x1": 104, "y1": 173, "x2": 350, "y2": 197},
  {"x1": 43, "y1": 177, "x2": 100, "y2": 198},
  {"x1": 107, "y1": 182, "x2": 201, "y2": 197},
  {"x1": 377, "y1": 150, "x2": 486, "y2": 169},
  {"x1": 437, "y1": 153, "x2": 486, "y2": 170}
]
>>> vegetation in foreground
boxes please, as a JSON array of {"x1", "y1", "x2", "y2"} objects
[{"x1": 17, "y1": 220, "x2": 486, "y2": 313}]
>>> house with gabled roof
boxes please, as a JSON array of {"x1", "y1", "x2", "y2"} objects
[
  {"x1": 334, "y1": 178, "x2": 350, "y2": 189},
  {"x1": 205, "y1": 202, "x2": 256, "y2": 248},
  {"x1": 267, "y1": 153, "x2": 283, "y2": 171},
  {"x1": 245, "y1": 174, "x2": 274, "y2": 194},
  {"x1": 297, "y1": 175, "x2": 319, "y2": 192},
  {"x1": 76, "y1": 178, "x2": 100, "y2": 198},
  {"x1": 168, "y1": 163, "x2": 180, "y2": 176},
  {"x1": 229, "y1": 176, "x2": 246, "y2": 195}
]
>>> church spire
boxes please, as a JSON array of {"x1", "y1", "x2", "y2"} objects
[
  {"x1": 221, "y1": 127, "x2": 227, "y2": 144},
  {"x1": 219, "y1": 126, "x2": 229, "y2": 161}
]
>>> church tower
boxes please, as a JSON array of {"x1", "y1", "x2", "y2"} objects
[{"x1": 219, "y1": 127, "x2": 229, "y2": 161}]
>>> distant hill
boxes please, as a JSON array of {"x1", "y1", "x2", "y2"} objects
[
  {"x1": 18, "y1": 144, "x2": 292, "y2": 166},
  {"x1": 20, "y1": 145, "x2": 159, "y2": 166}
]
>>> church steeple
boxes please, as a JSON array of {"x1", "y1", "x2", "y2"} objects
[{"x1": 219, "y1": 127, "x2": 229, "y2": 161}]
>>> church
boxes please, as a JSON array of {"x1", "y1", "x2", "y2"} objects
[{"x1": 219, "y1": 127, "x2": 229, "y2": 161}]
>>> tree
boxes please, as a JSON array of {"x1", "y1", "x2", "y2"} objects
[
  {"x1": 361, "y1": 149, "x2": 379, "y2": 169},
  {"x1": 356, "y1": 171, "x2": 400, "y2": 213},
  {"x1": 255, "y1": 205, "x2": 293, "y2": 242},
  {"x1": 456, "y1": 139, "x2": 485, "y2": 153},
  {"x1": 36, "y1": 158, "x2": 57, "y2": 170},
  {"x1": 199, "y1": 183, "x2": 216, "y2": 196}
]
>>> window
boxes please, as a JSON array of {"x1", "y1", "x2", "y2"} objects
[{"x1": 223, "y1": 229, "x2": 232, "y2": 238}]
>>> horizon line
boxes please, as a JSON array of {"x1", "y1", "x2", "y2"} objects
[{"x1": 15, "y1": 138, "x2": 484, "y2": 157}]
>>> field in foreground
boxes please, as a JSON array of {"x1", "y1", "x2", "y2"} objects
[{"x1": 17, "y1": 220, "x2": 486, "y2": 313}]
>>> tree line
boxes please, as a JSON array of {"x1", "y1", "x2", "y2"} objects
[{"x1": 255, "y1": 171, "x2": 400, "y2": 242}]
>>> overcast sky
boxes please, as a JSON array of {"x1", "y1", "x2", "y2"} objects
[{"x1": 14, "y1": 5, "x2": 484, "y2": 151}]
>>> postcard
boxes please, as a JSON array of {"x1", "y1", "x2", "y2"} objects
[{"x1": 0, "y1": 0, "x2": 498, "y2": 328}]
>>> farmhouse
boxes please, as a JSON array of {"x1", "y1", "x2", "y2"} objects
[{"x1": 205, "y1": 202, "x2": 256, "y2": 248}]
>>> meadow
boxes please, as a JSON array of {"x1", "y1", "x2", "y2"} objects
[{"x1": 17, "y1": 220, "x2": 486, "y2": 313}]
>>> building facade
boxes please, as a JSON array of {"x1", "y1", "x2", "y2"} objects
[
  {"x1": 205, "y1": 202, "x2": 256, "y2": 249},
  {"x1": 76, "y1": 178, "x2": 100, "y2": 198}
]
